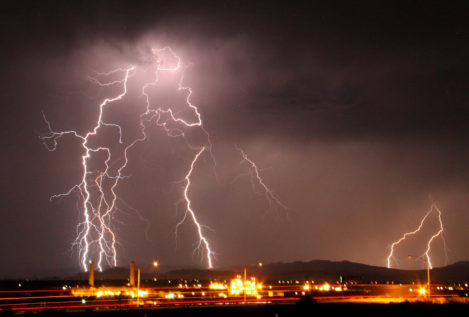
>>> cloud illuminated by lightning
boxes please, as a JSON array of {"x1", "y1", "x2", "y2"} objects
[
  {"x1": 40, "y1": 47, "x2": 215, "y2": 271},
  {"x1": 387, "y1": 204, "x2": 446, "y2": 269}
]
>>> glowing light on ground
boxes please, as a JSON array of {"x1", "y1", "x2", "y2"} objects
[{"x1": 229, "y1": 275, "x2": 263, "y2": 296}]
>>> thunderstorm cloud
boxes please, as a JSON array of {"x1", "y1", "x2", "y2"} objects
[{"x1": 1, "y1": 1, "x2": 468, "y2": 277}]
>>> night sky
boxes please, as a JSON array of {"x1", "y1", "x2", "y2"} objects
[{"x1": 1, "y1": 1, "x2": 468, "y2": 277}]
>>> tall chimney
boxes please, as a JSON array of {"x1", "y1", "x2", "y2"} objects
[
  {"x1": 89, "y1": 261, "x2": 94, "y2": 287},
  {"x1": 130, "y1": 261, "x2": 135, "y2": 287}
]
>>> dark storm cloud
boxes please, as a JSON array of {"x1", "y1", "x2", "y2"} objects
[
  {"x1": 4, "y1": 1, "x2": 468, "y2": 140},
  {"x1": 1, "y1": 1, "x2": 468, "y2": 276}
]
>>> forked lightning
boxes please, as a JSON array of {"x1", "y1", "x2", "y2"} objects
[
  {"x1": 387, "y1": 204, "x2": 446, "y2": 269},
  {"x1": 41, "y1": 47, "x2": 214, "y2": 270}
]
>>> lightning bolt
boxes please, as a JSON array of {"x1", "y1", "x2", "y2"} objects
[
  {"x1": 423, "y1": 205, "x2": 445, "y2": 269},
  {"x1": 387, "y1": 203, "x2": 446, "y2": 269},
  {"x1": 41, "y1": 47, "x2": 215, "y2": 270},
  {"x1": 41, "y1": 66, "x2": 134, "y2": 271},
  {"x1": 175, "y1": 147, "x2": 214, "y2": 268},
  {"x1": 236, "y1": 146, "x2": 287, "y2": 210}
]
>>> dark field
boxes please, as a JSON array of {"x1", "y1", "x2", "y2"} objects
[{"x1": 2, "y1": 302, "x2": 469, "y2": 317}]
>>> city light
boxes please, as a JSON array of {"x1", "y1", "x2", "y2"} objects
[
  {"x1": 229, "y1": 276, "x2": 263, "y2": 296},
  {"x1": 72, "y1": 287, "x2": 148, "y2": 298},
  {"x1": 319, "y1": 283, "x2": 331, "y2": 291},
  {"x1": 1, "y1": 278, "x2": 464, "y2": 313},
  {"x1": 209, "y1": 282, "x2": 228, "y2": 290}
]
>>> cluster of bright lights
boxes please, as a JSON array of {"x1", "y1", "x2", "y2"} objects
[
  {"x1": 303, "y1": 282, "x2": 342, "y2": 292},
  {"x1": 164, "y1": 292, "x2": 184, "y2": 299},
  {"x1": 387, "y1": 203, "x2": 446, "y2": 269},
  {"x1": 177, "y1": 283, "x2": 202, "y2": 288},
  {"x1": 209, "y1": 282, "x2": 228, "y2": 290},
  {"x1": 319, "y1": 283, "x2": 330, "y2": 291},
  {"x1": 41, "y1": 47, "x2": 215, "y2": 270},
  {"x1": 229, "y1": 275, "x2": 262, "y2": 297},
  {"x1": 210, "y1": 275, "x2": 263, "y2": 298},
  {"x1": 72, "y1": 287, "x2": 148, "y2": 299}
]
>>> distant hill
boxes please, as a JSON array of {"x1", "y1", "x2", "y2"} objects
[
  {"x1": 248, "y1": 260, "x2": 469, "y2": 283},
  {"x1": 73, "y1": 260, "x2": 469, "y2": 284},
  {"x1": 156, "y1": 260, "x2": 469, "y2": 284}
]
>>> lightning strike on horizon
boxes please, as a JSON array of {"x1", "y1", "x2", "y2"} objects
[
  {"x1": 41, "y1": 66, "x2": 134, "y2": 271},
  {"x1": 40, "y1": 47, "x2": 215, "y2": 271},
  {"x1": 236, "y1": 146, "x2": 288, "y2": 210},
  {"x1": 175, "y1": 147, "x2": 214, "y2": 268},
  {"x1": 386, "y1": 204, "x2": 446, "y2": 269},
  {"x1": 423, "y1": 205, "x2": 445, "y2": 269}
]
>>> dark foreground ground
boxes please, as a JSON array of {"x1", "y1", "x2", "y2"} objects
[{"x1": 2, "y1": 302, "x2": 469, "y2": 317}]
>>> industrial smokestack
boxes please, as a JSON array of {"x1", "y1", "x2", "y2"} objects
[
  {"x1": 130, "y1": 261, "x2": 135, "y2": 287},
  {"x1": 89, "y1": 261, "x2": 94, "y2": 287}
]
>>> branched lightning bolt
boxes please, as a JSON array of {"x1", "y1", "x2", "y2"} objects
[
  {"x1": 423, "y1": 205, "x2": 445, "y2": 269},
  {"x1": 236, "y1": 146, "x2": 288, "y2": 210},
  {"x1": 175, "y1": 147, "x2": 214, "y2": 268},
  {"x1": 387, "y1": 203, "x2": 446, "y2": 269},
  {"x1": 41, "y1": 66, "x2": 134, "y2": 271},
  {"x1": 41, "y1": 47, "x2": 215, "y2": 270}
]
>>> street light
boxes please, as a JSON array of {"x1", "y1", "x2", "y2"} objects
[
  {"x1": 135, "y1": 260, "x2": 159, "y2": 307},
  {"x1": 152, "y1": 260, "x2": 159, "y2": 283},
  {"x1": 244, "y1": 267, "x2": 247, "y2": 303},
  {"x1": 408, "y1": 255, "x2": 431, "y2": 298}
]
